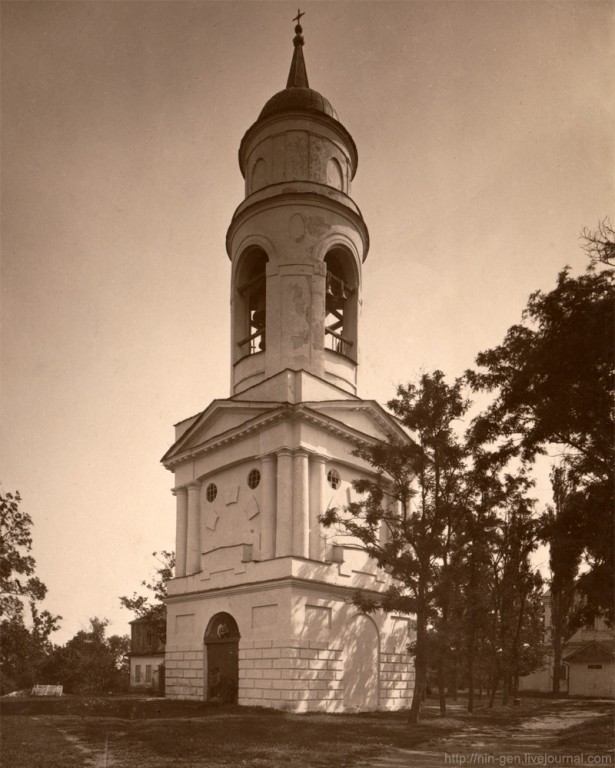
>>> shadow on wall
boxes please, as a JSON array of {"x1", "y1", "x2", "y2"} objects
[
  {"x1": 342, "y1": 614, "x2": 379, "y2": 710},
  {"x1": 290, "y1": 580, "x2": 382, "y2": 711}
]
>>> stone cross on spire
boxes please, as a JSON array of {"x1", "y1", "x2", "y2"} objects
[{"x1": 286, "y1": 8, "x2": 309, "y2": 88}]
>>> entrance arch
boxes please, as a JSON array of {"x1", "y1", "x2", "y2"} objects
[{"x1": 204, "y1": 612, "x2": 240, "y2": 703}]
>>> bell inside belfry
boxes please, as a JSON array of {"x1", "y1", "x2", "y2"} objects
[
  {"x1": 252, "y1": 294, "x2": 266, "y2": 328},
  {"x1": 324, "y1": 250, "x2": 355, "y2": 358},
  {"x1": 326, "y1": 271, "x2": 347, "y2": 312}
]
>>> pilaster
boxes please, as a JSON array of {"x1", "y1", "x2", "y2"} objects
[
  {"x1": 292, "y1": 450, "x2": 309, "y2": 558},
  {"x1": 261, "y1": 454, "x2": 277, "y2": 560},
  {"x1": 309, "y1": 456, "x2": 327, "y2": 560},
  {"x1": 186, "y1": 482, "x2": 201, "y2": 574},
  {"x1": 276, "y1": 449, "x2": 293, "y2": 557},
  {"x1": 173, "y1": 487, "x2": 188, "y2": 577}
]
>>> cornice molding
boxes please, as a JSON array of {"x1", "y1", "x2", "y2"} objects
[
  {"x1": 165, "y1": 571, "x2": 390, "y2": 606},
  {"x1": 226, "y1": 190, "x2": 369, "y2": 261}
]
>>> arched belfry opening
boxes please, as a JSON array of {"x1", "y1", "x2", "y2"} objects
[
  {"x1": 324, "y1": 248, "x2": 358, "y2": 361},
  {"x1": 234, "y1": 247, "x2": 268, "y2": 361},
  {"x1": 204, "y1": 612, "x2": 240, "y2": 703}
]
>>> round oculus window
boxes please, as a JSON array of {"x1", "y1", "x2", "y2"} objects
[
  {"x1": 206, "y1": 483, "x2": 217, "y2": 503},
  {"x1": 248, "y1": 469, "x2": 261, "y2": 489},
  {"x1": 327, "y1": 469, "x2": 341, "y2": 490}
]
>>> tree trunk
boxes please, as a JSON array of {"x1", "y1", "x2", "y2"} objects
[
  {"x1": 467, "y1": 653, "x2": 475, "y2": 713},
  {"x1": 449, "y1": 665, "x2": 458, "y2": 701},
  {"x1": 409, "y1": 601, "x2": 428, "y2": 724},
  {"x1": 552, "y1": 628, "x2": 562, "y2": 696},
  {"x1": 513, "y1": 673, "x2": 519, "y2": 701},
  {"x1": 502, "y1": 674, "x2": 510, "y2": 706},
  {"x1": 437, "y1": 658, "x2": 447, "y2": 716},
  {"x1": 409, "y1": 656, "x2": 426, "y2": 724},
  {"x1": 489, "y1": 674, "x2": 499, "y2": 708}
]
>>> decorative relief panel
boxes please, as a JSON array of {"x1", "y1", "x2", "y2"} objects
[
  {"x1": 224, "y1": 485, "x2": 240, "y2": 505},
  {"x1": 204, "y1": 507, "x2": 219, "y2": 532},
  {"x1": 244, "y1": 497, "x2": 260, "y2": 520}
]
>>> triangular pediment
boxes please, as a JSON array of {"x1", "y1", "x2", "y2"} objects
[
  {"x1": 162, "y1": 399, "x2": 281, "y2": 466},
  {"x1": 162, "y1": 398, "x2": 412, "y2": 470},
  {"x1": 304, "y1": 400, "x2": 412, "y2": 444},
  {"x1": 563, "y1": 641, "x2": 615, "y2": 663}
]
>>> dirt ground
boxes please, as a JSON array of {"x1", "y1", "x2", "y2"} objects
[
  {"x1": 367, "y1": 699, "x2": 614, "y2": 767},
  {"x1": 1, "y1": 694, "x2": 612, "y2": 768}
]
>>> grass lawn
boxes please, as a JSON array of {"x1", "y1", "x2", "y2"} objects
[
  {"x1": 555, "y1": 712, "x2": 615, "y2": 752},
  {"x1": 1, "y1": 695, "x2": 613, "y2": 768},
  {"x1": 1, "y1": 698, "x2": 443, "y2": 768}
]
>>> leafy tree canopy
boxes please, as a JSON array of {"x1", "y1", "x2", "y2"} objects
[
  {"x1": 322, "y1": 371, "x2": 471, "y2": 722},
  {"x1": 466, "y1": 264, "x2": 614, "y2": 617},
  {"x1": 1, "y1": 491, "x2": 47, "y2": 619},
  {"x1": 119, "y1": 550, "x2": 174, "y2": 642},
  {"x1": 0, "y1": 491, "x2": 62, "y2": 693},
  {"x1": 43, "y1": 617, "x2": 129, "y2": 694}
]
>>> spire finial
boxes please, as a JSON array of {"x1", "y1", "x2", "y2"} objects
[{"x1": 286, "y1": 9, "x2": 309, "y2": 88}]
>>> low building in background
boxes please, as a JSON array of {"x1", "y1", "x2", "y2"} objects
[
  {"x1": 128, "y1": 617, "x2": 165, "y2": 693},
  {"x1": 519, "y1": 592, "x2": 614, "y2": 697}
]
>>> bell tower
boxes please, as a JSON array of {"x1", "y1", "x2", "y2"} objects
[
  {"x1": 228, "y1": 18, "x2": 367, "y2": 399},
  {"x1": 162, "y1": 16, "x2": 415, "y2": 712}
]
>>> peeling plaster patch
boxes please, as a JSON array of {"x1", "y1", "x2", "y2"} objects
[
  {"x1": 290, "y1": 281, "x2": 310, "y2": 349},
  {"x1": 291, "y1": 281, "x2": 307, "y2": 313},
  {"x1": 306, "y1": 216, "x2": 330, "y2": 237},
  {"x1": 289, "y1": 212, "x2": 305, "y2": 241},
  {"x1": 291, "y1": 334, "x2": 308, "y2": 350}
]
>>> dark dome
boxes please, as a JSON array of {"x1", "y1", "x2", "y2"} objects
[{"x1": 259, "y1": 87, "x2": 338, "y2": 122}]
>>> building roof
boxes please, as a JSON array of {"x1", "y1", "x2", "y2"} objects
[
  {"x1": 238, "y1": 19, "x2": 358, "y2": 180},
  {"x1": 563, "y1": 641, "x2": 615, "y2": 663},
  {"x1": 258, "y1": 21, "x2": 338, "y2": 122}
]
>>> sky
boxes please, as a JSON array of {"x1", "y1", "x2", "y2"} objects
[{"x1": 1, "y1": 0, "x2": 613, "y2": 644}]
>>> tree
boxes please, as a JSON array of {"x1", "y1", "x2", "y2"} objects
[
  {"x1": 581, "y1": 218, "x2": 615, "y2": 267},
  {"x1": 455, "y1": 452, "x2": 503, "y2": 713},
  {"x1": 466, "y1": 265, "x2": 614, "y2": 619},
  {"x1": 119, "y1": 550, "x2": 175, "y2": 643},
  {"x1": 0, "y1": 490, "x2": 61, "y2": 693},
  {"x1": 43, "y1": 617, "x2": 129, "y2": 694},
  {"x1": 540, "y1": 464, "x2": 585, "y2": 694},
  {"x1": 1, "y1": 490, "x2": 47, "y2": 618},
  {"x1": 486, "y1": 471, "x2": 544, "y2": 705},
  {"x1": 321, "y1": 371, "x2": 469, "y2": 723}
]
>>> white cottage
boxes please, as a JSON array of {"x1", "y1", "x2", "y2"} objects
[
  {"x1": 519, "y1": 591, "x2": 615, "y2": 697},
  {"x1": 161, "y1": 18, "x2": 416, "y2": 712}
]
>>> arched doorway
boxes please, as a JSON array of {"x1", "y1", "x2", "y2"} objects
[
  {"x1": 343, "y1": 614, "x2": 380, "y2": 710},
  {"x1": 204, "y1": 612, "x2": 240, "y2": 703}
]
